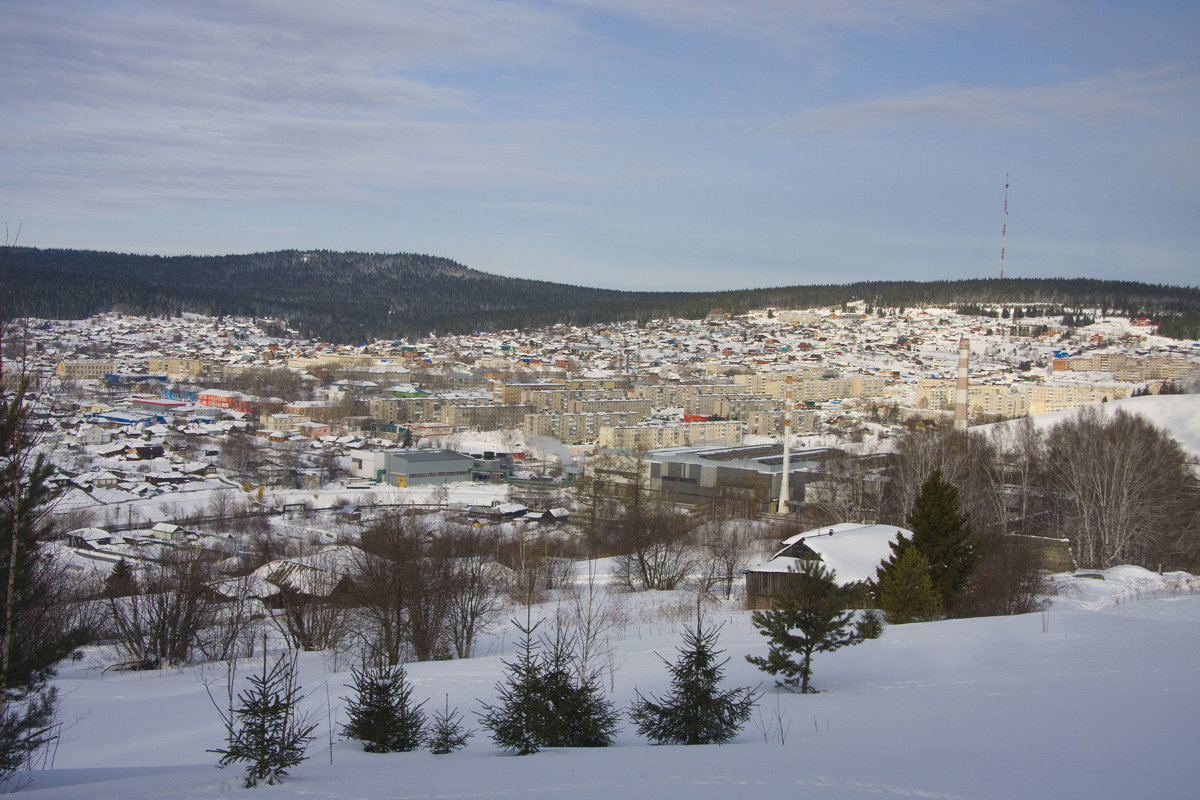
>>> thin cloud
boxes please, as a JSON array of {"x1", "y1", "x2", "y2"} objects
[
  {"x1": 556, "y1": 0, "x2": 1012, "y2": 48},
  {"x1": 3, "y1": 1, "x2": 575, "y2": 114},
  {"x1": 768, "y1": 68, "x2": 1200, "y2": 135}
]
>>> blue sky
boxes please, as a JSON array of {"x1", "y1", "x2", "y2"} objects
[{"x1": 3, "y1": 1, "x2": 1197, "y2": 290}]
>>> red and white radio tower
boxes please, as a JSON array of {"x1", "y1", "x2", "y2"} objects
[{"x1": 1000, "y1": 172, "x2": 1009, "y2": 280}]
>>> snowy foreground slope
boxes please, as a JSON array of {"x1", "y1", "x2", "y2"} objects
[{"x1": 22, "y1": 567, "x2": 1200, "y2": 800}]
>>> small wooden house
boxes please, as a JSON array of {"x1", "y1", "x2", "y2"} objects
[{"x1": 744, "y1": 522, "x2": 910, "y2": 609}]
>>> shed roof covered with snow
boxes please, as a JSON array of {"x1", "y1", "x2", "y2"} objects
[{"x1": 745, "y1": 522, "x2": 911, "y2": 600}]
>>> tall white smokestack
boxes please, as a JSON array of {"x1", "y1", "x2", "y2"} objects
[
  {"x1": 955, "y1": 337, "x2": 969, "y2": 432},
  {"x1": 778, "y1": 375, "x2": 792, "y2": 515}
]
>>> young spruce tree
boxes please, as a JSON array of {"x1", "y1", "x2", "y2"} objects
[
  {"x1": 427, "y1": 695, "x2": 473, "y2": 754},
  {"x1": 535, "y1": 629, "x2": 619, "y2": 748},
  {"x1": 629, "y1": 615, "x2": 759, "y2": 745},
  {"x1": 341, "y1": 664, "x2": 427, "y2": 753},
  {"x1": 212, "y1": 649, "x2": 316, "y2": 787},
  {"x1": 478, "y1": 618, "x2": 619, "y2": 754},
  {"x1": 877, "y1": 545, "x2": 941, "y2": 624},
  {"x1": 746, "y1": 559, "x2": 867, "y2": 693},
  {"x1": 478, "y1": 619, "x2": 548, "y2": 755}
]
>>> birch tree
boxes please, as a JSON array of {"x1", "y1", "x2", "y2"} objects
[{"x1": 1046, "y1": 407, "x2": 1194, "y2": 569}]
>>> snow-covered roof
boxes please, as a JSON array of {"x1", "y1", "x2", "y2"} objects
[
  {"x1": 248, "y1": 545, "x2": 361, "y2": 598},
  {"x1": 751, "y1": 522, "x2": 910, "y2": 585}
]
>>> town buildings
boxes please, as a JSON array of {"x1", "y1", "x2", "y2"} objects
[{"x1": 27, "y1": 306, "x2": 1198, "y2": 518}]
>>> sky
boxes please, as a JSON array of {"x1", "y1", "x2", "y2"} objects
[{"x1": 3, "y1": 1, "x2": 1198, "y2": 291}]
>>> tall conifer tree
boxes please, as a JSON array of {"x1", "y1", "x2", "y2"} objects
[
  {"x1": 902, "y1": 469, "x2": 978, "y2": 610},
  {"x1": 0, "y1": 328, "x2": 89, "y2": 782}
]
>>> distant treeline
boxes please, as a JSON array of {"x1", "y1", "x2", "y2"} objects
[{"x1": 3, "y1": 247, "x2": 1198, "y2": 343}]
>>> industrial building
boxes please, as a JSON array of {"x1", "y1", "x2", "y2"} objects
[
  {"x1": 645, "y1": 444, "x2": 833, "y2": 512},
  {"x1": 384, "y1": 449, "x2": 475, "y2": 487}
]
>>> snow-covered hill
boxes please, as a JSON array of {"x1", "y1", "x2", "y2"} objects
[
  {"x1": 981, "y1": 393, "x2": 1200, "y2": 460},
  {"x1": 18, "y1": 567, "x2": 1199, "y2": 799}
]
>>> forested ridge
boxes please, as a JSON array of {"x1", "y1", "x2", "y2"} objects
[{"x1": 3, "y1": 247, "x2": 1198, "y2": 342}]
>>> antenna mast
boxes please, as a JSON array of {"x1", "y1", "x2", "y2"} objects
[{"x1": 1000, "y1": 172, "x2": 1009, "y2": 280}]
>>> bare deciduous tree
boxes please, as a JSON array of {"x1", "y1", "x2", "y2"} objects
[
  {"x1": 614, "y1": 501, "x2": 696, "y2": 592},
  {"x1": 1045, "y1": 407, "x2": 1195, "y2": 569},
  {"x1": 199, "y1": 572, "x2": 263, "y2": 663},
  {"x1": 695, "y1": 519, "x2": 756, "y2": 600},
  {"x1": 444, "y1": 528, "x2": 506, "y2": 659},
  {"x1": 267, "y1": 572, "x2": 351, "y2": 653},
  {"x1": 808, "y1": 447, "x2": 884, "y2": 524},
  {"x1": 347, "y1": 515, "x2": 416, "y2": 665},
  {"x1": 219, "y1": 429, "x2": 260, "y2": 477},
  {"x1": 987, "y1": 417, "x2": 1048, "y2": 534},
  {"x1": 107, "y1": 549, "x2": 219, "y2": 668},
  {"x1": 884, "y1": 428, "x2": 1006, "y2": 537},
  {"x1": 348, "y1": 510, "x2": 456, "y2": 664}
]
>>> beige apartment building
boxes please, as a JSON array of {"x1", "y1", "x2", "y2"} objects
[
  {"x1": 369, "y1": 395, "x2": 444, "y2": 424},
  {"x1": 568, "y1": 397, "x2": 653, "y2": 415},
  {"x1": 147, "y1": 356, "x2": 221, "y2": 380},
  {"x1": 969, "y1": 389, "x2": 1029, "y2": 418},
  {"x1": 918, "y1": 378, "x2": 1129, "y2": 418},
  {"x1": 443, "y1": 403, "x2": 531, "y2": 431},
  {"x1": 493, "y1": 382, "x2": 557, "y2": 404},
  {"x1": 512, "y1": 386, "x2": 639, "y2": 412},
  {"x1": 734, "y1": 370, "x2": 821, "y2": 394},
  {"x1": 1027, "y1": 383, "x2": 1132, "y2": 415},
  {"x1": 56, "y1": 360, "x2": 114, "y2": 381},
  {"x1": 736, "y1": 372, "x2": 886, "y2": 402},
  {"x1": 695, "y1": 394, "x2": 778, "y2": 419},
  {"x1": 915, "y1": 378, "x2": 956, "y2": 410},
  {"x1": 259, "y1": 412, "x2": 311, "y2": 432},
  {"x1": 793, "y1": 375, "x2": 886, "y2": 402},
  {"x1": 746, "y1": 409, "x2": 820, "y2": 437},
  {"x1": 1055, "y1": 353, "x2": 1196, "y2": 381},
  {"x1": 524, "y1": 411, "x2": 645, "y2": 445},
  {"x1": 598, "y1": 420, "x2": 744, "y2": 450},
  {"x1": 632, "y1": 383, "x2": 742, "y2": 408}
]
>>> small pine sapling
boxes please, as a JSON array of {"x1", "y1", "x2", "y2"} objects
[
  {"x1": 857, "y1": 607, "x2": 885, "y2": 640},
  {"x1": 341, "y1": 664, "x2": 427, "y2": 753},
  {"x1": 534, "y1": 627, "x2": 619, "y2": 748},
  {"x1": 629, "y1": 616, "x2": 759, "y2": 745},
  {"x1": 746, "y1": 559, "x2": 866, "y2": 693},
  {"x1": 427, "y1": 695, "x2": 473, "y2": 754},
  {"x1": 103, "y1": 558, "x2": 136, "y2": 598},
  {"x1": 211, "y1": 649, "x2": 316, "y2": 788}
]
